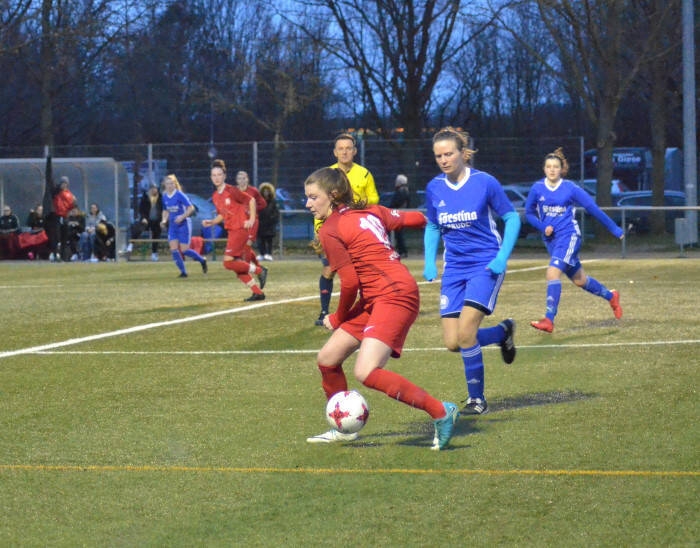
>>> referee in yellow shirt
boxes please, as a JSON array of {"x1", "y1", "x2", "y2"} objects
[{"x1": 313, "y1": 133, "x2": 379, "y2": 326}]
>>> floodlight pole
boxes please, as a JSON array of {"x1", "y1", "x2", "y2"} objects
[{"x1": 682, "y1": 0, "x2": 697, "y2": 242}]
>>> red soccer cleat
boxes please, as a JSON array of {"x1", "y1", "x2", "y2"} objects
[
  {"x1": 609, "y1": 290, "x2": 622, "y2": 319},
  {"x1": 530, "y1": 317, "x2": 554, "y2": 333}
]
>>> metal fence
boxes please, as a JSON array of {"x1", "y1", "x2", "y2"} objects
[{"x1": 10, "y1": 136, "x2": 697, "y2": 257}]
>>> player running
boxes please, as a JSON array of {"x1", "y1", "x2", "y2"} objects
[
  {"x1": 423, "y1": 126, "x2": 519, "y2": 416},
  {"x1": 525, "y1": 147, "x2": 624, "y2": 333},
  {"x1": 160, "y1": 174, "x2": 208, "y2": 278},
  {"x1": 202, "y1": 159, "x2": 268, "y2": 301}
]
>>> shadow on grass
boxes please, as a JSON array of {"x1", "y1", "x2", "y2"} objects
[
  {"x1": 351, "y1": 390, "x2": 596, "y2": 450},
  {"x1": 489, "y1": 389, "x2": 596, "y2": 410}
]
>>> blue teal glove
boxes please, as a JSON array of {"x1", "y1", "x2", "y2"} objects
[
  {"x1": 423, "y1": 221, "x2": 440, "y2": 281},
  {"x1": 486, "y1": 211, "x2": 520, "y2": 274},
  {"x1": 486, "y1": 254, "x2": 507, "y2": 274}
]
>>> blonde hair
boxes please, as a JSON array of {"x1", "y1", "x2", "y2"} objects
[
  {"x1": 162, "y1": 174, "x2": 182, "y2": 191},
  {"x1": 543, "y1": 147, "x2": 569, "y2": 177},
  {"x1": 432, "y1": 126, "x2": 476, "y2": 163}
]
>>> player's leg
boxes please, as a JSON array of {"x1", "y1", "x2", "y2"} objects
[
  {"x1": 316, "y1": 258, "x2": 334, "y2": 326},
  {"x1": 570, "y1": 265, "x2": 622, "y2": 319}
]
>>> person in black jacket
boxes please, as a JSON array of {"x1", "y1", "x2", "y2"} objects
[
  {"x1": 138, "y1": 183, "x2": 163, "y2": 261},
  {"x1": 256, "y1": 182, "x2": 279, "y2": 261}
]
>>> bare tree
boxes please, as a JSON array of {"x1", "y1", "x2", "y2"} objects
[
  {"x1": 285, "y1": 0, "x2": 502, "y2": 139},
  {"x1": 637, "y1": 0, "x2": 683, "y2": 233},
  {"x1": 535, "y1": 0, "x2": 679, "y2": 210}
]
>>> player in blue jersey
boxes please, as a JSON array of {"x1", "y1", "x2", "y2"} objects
[
  {"x1": 525, "y1": 148, "x2": 624, "y2": 333},
  {"x1": 160, "y1": 174, "x2": 208, "y2": 278},
  {"x1": 423, "y1": 127, "x2": 520, "y2": 416}
]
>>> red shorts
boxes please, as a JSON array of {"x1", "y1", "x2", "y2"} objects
[
  {"x1": 340, "y1": 299, "x2": 418, "y2": 358},
  {"x1": 224, "y1": 228, "x2": 249, "y2": 258}
]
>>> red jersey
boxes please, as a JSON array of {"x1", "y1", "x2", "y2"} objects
[
  {"x1": 53, "y1": 189, "x2": 76, "y2": 218},
  {"x1": 211, "y1": 184, "x2": 253, "y2": 231},
  {"x1": 318, "y1": 205, "x2": 426, "y2": 324},
  {"x1": 244, "y1": 186, "x2": 267, "y2": 212}
]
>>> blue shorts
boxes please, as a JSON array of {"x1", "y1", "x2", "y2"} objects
[
  {"x1": 546, "y1": 234, "x2": 582, "y2": 278},
  {"x1": 168, "y1": 218, "x2": 192, "y2": 244},
  {"x1": 318, "y1": 254, "x2": 330, "y2": 267},
  {"x1": 440, "y1": 268, "x2": 505, "y2": 317}
]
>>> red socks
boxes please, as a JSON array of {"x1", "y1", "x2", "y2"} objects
[{"x1": 363, "y1": 368, "x2": 445, "y2": 419}]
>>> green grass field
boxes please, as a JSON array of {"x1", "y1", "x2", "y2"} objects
[{"x1": 0, "y1": 253, "x2": 698, "y2": 546}]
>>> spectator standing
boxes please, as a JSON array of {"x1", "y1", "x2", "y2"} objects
[
  {"x1": 256, "y1": 182, "x2": 279, "y2": 261},
  {"x1": 160, "y1": 174, "x2": 208, "y2": 278},
  {"x1": 389, "y1": 173, "x2": 411, "y2": 257},
  {"x1": 79, "y1": 203, "x2": 107, "y2": 261},
  {"x1": 423, "y1": 127, "x2": 519, "y2": 416},
  {"x1": 0, "y1": 205, "x2": 21, "y2": 259},
  {"x1": 52, "y1": 176, "x2": 77, "y2": 261},
  {"x1": 313, "y1": 133, "x2": 379, "y2": 326},
  {"x1": 303, "y1": 167, "x2": 458, "y2": 449},
  {"x1": 525, "y1": 147, "x2": 624, "y2": 333},
  {"x1": 138, "y1": 183, "x2": 163, "y2": 261}
]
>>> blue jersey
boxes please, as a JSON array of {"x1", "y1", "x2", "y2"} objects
[
  {"x1": 525, "y1": 179, "x2": 624, "y2": 242},
  {"x1": 425, "y1": 168, "x2": 515, "y2": 271},
  {"x1": 162, "y1": 190, "x2": 193, "y2": 221}
]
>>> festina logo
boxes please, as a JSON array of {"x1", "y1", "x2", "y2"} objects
[{"x1": 438, "y1": 210, "x2": 477, "y2": 224}]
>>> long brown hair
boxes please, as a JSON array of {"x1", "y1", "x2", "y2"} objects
[{"x1": 304, "y1": 167, "x2": 366, "y2": 210}]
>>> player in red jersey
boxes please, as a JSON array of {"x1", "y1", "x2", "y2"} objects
[
  {"x1": 303, "y1": 166, "x2": 458, "y2": 450},
  {"x1": 202, "y1": 159, "x2": 268, "y2": 301},
  {"x1": 235, "y1": 170, "x2": 267, "y2": 265}
]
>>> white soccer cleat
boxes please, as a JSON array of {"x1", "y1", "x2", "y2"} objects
[{"x1": 306, "y1": 429, "x2": 359, "y2": 443}]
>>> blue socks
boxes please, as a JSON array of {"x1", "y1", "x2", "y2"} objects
[
  {"x1": 183, "y1": 248, "x2": 205, "y2": 265},
  {"x1": 545, "y1": 279, "x2": 562, "y2": 320},
  {"x1": 477, "y1": 324, "x2": 505, "y2": 347},
  {"x1": 583, "y1": 276, "x2": 611, "y2": 300},
  {"x1": 460, "y1": 344, "x2": 484, "y2": 399},
  {"x1": 171, "y1": 250, "x2": 186, "y2": 274}
]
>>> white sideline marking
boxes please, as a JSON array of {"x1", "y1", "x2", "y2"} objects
[
  {"x1": 0, "y1": 259, "x2": 649, "y2": 360},
  {"x1": 0, "y1": 295, "x2": 316, "y2": 359}
]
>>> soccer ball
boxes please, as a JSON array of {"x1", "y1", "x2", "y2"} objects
[{"x1": 325, "y1": 390, "x2": 370, "y2": 434}]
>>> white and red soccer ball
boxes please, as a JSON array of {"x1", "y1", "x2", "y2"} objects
[{"x1": 325, "y1": 390, "x2": 370, "y2": 434}]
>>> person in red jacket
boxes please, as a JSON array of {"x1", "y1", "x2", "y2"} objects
[
  {"x1": 202, "y1": 159, "x2": 268, "y2": 301},
  {"x1": 52, "y1": 176, "x2": 77, "y2": 261},
  {"x1": 303, "y1": 166, "x2": 458, "y2": 450}
]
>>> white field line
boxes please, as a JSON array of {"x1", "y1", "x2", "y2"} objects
[{"x1": 5, "y1": 259, "x2": 693, "y2": 360}]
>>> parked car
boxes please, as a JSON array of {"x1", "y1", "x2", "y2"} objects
[
  {"x1": 501, "y1": 185, "x2": 538, "y2": 238},
  {"x1": 582, "y1": 178, "x2": 629, "y2": 196},
  {"x1": 614, "y1": 190, "x2": 687, "y2": 233}
]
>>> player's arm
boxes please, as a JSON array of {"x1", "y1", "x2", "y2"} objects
[
  {"x1": 525, "y1": 190, "x2": 546, "y2": 233},
  {"x1": 246, "y1": 197, "x2": 256, "y2": 225},
  {"x1": 398, "y1": 210, "x2": 427, "y2": 229},
  {"x1": 573, "y1": 186, "x2": 625, "y2": 239},
  {"x1": 327, "y1": 262, "x2": 360, "y2": 329},
  {"x1": 202, "y1": 210, "x2": 223, "y2": 228}
]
